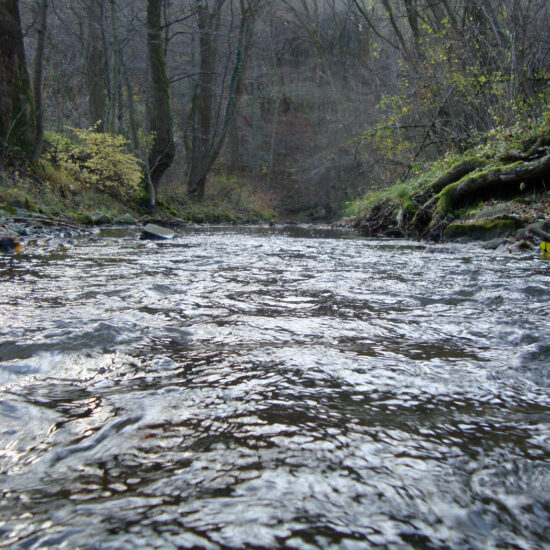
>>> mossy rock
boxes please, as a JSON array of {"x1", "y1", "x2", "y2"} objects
[
  {"x1": 444, "y1": 219, "x2": 520, "y2": 241},
  {"x1": 470, "y1": 203, "x2": 511, "y2": 221},
  {"x1": 113, "y1": 213, "x2": 138, "y2": 225},
  {"x1": 74, "y1": 212, "x2": 94, "y2": 225},
  {"x1": 90, "y1": 212, "x2": 112, "y2": 225}
]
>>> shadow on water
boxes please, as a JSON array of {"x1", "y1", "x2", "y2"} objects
[{"x1": 1, "y1": 225, "x2": 550, "y2": 548}]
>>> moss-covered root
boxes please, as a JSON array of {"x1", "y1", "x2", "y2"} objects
[
  {"x1": 430, "y1": 154, "x2": 550, "y2": 226},
  {"x1": 424, "y1": 157, "x2": 487, "y2": 196}
]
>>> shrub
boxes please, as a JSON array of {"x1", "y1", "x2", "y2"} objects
[{"x1": 45, "y1": 127, "x2": 142, "y2": 199}]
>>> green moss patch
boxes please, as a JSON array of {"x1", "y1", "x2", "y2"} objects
[{"x1": 444, "y1": 219, "x2": 520, "y2": 241}]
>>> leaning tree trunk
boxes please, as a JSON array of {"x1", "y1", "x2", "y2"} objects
[
  {"x1": 146, "y1": 0, "x2": 176, "y2": 208},
  {"x1": 0, "y1": 0, "x2": 36, "y2": 162}
]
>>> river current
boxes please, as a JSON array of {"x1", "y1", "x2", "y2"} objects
[{"x1": 1, "y1": 225, "x2": 549, "y2": 549}]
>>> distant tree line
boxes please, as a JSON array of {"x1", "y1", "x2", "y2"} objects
[{"x1": 1, "y1": 0, "x2": 549, "y2": 214}]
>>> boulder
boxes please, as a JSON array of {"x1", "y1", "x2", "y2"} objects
[
  {"x1": 0, "y1": 237, "x2": 22, "y2": 253},
  {"x1": 90, "y1": 212, "x2": 112, "y2": 225},
  {"x1": 114, "y1": 213, "x2": 138, "y2": 225},
  {"x1": 480, "y1": 237, "x2": 508, "y2": 250},
  {"x1": 444, "y1": 219, "x2": 519, "y2": 241},
  {"x1": 470, "y1": 203, "x2": 511, "y2": 221},
  {"x1": 141, "y1": 223, "x2": 175, "y2": 240}
]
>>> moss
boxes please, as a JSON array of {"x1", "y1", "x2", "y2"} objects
[
  {"x1": 431, "y1": 161, "x2": 526, "y2": 224},
  {"x1": 74, "y1": 212, "x2": 94, "y2": 225},
  {"x1": 432, "y1": 184, "x2": 457, "y2": 222},
  {"x1": 444, "y1": 219, "x2": 519, "y2": 241},
  {"x1": 422, "y1": 157, "x2": 487, "y2": 196}
]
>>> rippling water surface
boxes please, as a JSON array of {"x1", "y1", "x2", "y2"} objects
[{"x1": 1, "y1": 225, "x2": 550, "y2": 548}]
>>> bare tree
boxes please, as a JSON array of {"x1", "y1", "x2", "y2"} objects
[
  {"x1": 146, "y1": 0, "x2": 176, "y2": 208},
  {"x1": 184, "y1": 0, "x2": 264, "y2": 199}
]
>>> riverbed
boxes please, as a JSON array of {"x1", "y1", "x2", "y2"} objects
[{"x1": 1, "y1": 225, "x2": 549, "y2": 548}]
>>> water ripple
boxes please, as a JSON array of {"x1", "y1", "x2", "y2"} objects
[{"x1": 1, "y1": 226, "x2": 549, "y2": 548}]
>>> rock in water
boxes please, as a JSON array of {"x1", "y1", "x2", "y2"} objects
[
  {"x1": 90, "y1": 212, "x2": 112, "y2": 225},
  {"x1": 140, "y1": 223, "x2": 175, "y2": 240},
  {"x1": 0, "y1": 237, "x2": 23, "y2": 253},
  {"x1": 114, "y1": 213, "x2": 138, "y2": 225}
]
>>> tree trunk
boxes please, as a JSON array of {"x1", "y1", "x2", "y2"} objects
[
  {"x1": 402, "y1": 0, "x2": 422, "y2": 57},
  {"x1": 86, "y1": 1, "x2": 106, "y2": 130},
  {"x1": 267, "y1": 94, "x2": 281, "y2": 184},
  {"x1": 31, "y1": 0, "x2": 48, "y2": 163},
  {"x1": 123, "y1": 62, "x2": 139, "y2": 153},
  {"x1": 106, "y1": 0, "x2": 124, "y2": 134},
  {"x1": 186, "y1": 0, "x2": 260, "y2": 200},
  {"x1": 0, "y1": 0, "x2": 36, "y2": 162},
  {"x1": 424, "y1": 158, "x2": 487, "y2": 196},
  {"x1": 185, "y1": 0, "x2": 221, "y2": 200},
  {"x1": 146, "y1": 0, "x2": 176, "y2": 208}
]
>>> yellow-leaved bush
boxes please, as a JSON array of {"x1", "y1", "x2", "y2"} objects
[{"x1": 46, "y1": 127, "x2": 142, "y2": 199}]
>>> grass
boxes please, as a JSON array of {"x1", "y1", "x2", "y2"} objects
[{"x1": 344, "y1": 181, "x2": 421, "y2": 220}]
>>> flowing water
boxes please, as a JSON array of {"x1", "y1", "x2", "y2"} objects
[{"x1": 1, "y1": 225, "x2": 550, "y2": 549}]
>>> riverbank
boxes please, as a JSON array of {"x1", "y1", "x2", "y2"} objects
[
  {"x1": 347, "y1": 117, "x2": 550, "y2": 249},
  {"x1": 0, "y1": 157, "x2": 277, "y2": 235}
]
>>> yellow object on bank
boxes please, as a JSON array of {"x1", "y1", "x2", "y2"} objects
[{"x1": 541, "y1": 241, "x2": 550, "y2": 255}]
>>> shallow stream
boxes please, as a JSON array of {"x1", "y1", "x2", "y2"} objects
[{"x1": 1, "y1": 225, "x2": 550, "y2": 548}]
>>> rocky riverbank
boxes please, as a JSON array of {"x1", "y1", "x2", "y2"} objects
[
  {"x1": 348, "y1": 119, "x2": 550, "y2": 251},
  {"x1": 351, "y1": 193, "x2": 550, "y2": 251},
  {"x1": 0, "y1": 209, "x2": 199, "y2": 253},
  {"x1": 0, "y1": 212, "x2": 92, "y2": 253}
]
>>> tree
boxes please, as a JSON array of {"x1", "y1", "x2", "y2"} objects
[
  {"x1": 146, "y1": 0, "x2": 176, "y2": 208},
  {"x1": 350, "y1": 0, "x2": 550, "y2": 186},
  {"x1": 85, "y1": 1, "x2": 107, "y2": 130},
  {"x1": 31, "y1": 0, "x2": 49, "y2": 162},
  {"x1": 185, "y1": 0, "x2": 263, "y2": 199},
  {"x1": 0, "y1": 0, "x2": 35, "y2": 163}
]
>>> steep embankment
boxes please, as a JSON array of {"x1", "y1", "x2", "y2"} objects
[{"x1": 350, "y1": 122, "x2": 550, "y2": 246}]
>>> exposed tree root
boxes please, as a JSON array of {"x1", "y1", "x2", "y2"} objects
[
  {"x1": 429, "y1": 154, "x2": 550, "y2": 226},
  {"x1": 424, "y1": 158, "x2": 487, "y2": 196}
]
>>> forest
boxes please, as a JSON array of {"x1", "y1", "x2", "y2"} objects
[
  {"x1": 1, "y1": 0, "x2": 550, "y2": 225},
  {"x1": 3, "y1": 3, "x2": 550, "y2": 547}
]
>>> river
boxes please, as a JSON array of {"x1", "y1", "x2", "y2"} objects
[{"x1": 1, "y1": 225, "x2": 549, "y2": 548}]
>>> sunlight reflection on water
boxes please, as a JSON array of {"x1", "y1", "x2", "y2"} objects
[{"x1": 1, "y1": 225, "x2": 550, "y2": 548}]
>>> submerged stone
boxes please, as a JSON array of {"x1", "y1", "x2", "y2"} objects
[
  {"x1": 444, "y1": 219, "x2": 519, "y2": 241},
  {"x1": 480, "y1": 237, "x2": 508, "y2": 250},
  {"x1": 141, "y1": 223, "x2": 175, "y2": 240}
]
